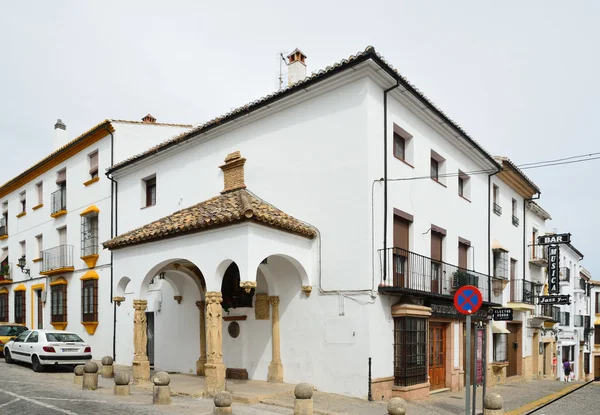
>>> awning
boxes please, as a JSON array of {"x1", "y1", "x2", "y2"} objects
[
  {"x1": 0, "y1": 249, "x2": 7, "y2": 263},
  {"x1": 492, "y1": 322, "x2": 510, "y2": 334}
]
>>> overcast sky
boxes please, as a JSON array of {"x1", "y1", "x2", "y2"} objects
[{"x1": 1, "y1": 1, "x2": 598, "y2": 275}]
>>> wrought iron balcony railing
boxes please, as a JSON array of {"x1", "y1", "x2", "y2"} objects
[
  {"x1": 512, "y1": 215, "x2": 520, "y2": 226},
  {"x1": 41, "y1": 245, "x2": 74, "y2": 274},
  {"x1": 529, "y1": 245, "x2": 548, "y2": 266},
  {"x1": 540, "y1": 304, "x2": 560, "y2": 321},
  {"x1": 51, "y1": 188, "x2": 67, "y2": 214},
  {"x1": 379, "y1": 247, "x2": 502, "y2": 305},
  {"x1": 510, "y1": 279, "x2": 535, "y2": 304},
  {"x1": 493, "y1": 203, "x2": 502, "y2": 216}
]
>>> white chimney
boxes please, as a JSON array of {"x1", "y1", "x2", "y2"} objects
[
  {"x1": 287, "y1": 48, "x2": 307, "y2": 86},
  {"x1": 54, "y1": 119, "x2": 67, "y2": 149}
]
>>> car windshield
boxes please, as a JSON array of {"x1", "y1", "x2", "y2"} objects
[
  {"x1": 0, "y1": 326, "x2": 25, "y2": 336},
  {"x1": 45, "y1": 333, "x2": 84, "y2": 343}
]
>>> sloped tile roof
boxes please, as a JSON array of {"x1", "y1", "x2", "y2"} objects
[
  {"x1": 108, "y1": 46, "x2": 500, "y2": 173},
  {"x1": 494, "y1": 156, "x2": 541, "y2": 193},
  {"x1": 103, "y1": 189, "x2": 316, "y2": 250}
]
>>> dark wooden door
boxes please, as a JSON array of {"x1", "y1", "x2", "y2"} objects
[
  {"x1": 507, "y1": 323, "x2": 521, "y2": 377},
  {"x1": 458, "y1": 243, "x2": 469, "y2": 269},
  {"x1": 430, "y1": 232, "x2": 443, "y2": 294},
  {"x1": 37, "y1": 290, "x2": 43, "y2": 329},
  {"x1": 393, "y1": 216, "x2": 410, "y2": 287},
  {"x1": 429, "y1": 323, "x2": 446, "y2": 390}
]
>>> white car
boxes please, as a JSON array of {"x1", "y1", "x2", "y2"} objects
[{"x1": 3, "y1": 329, "x2": 92, "y2": 372}]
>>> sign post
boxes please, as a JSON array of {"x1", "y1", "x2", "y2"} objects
[{"x1": 454, "y1": 285, "x2": 483, "y2": 415}]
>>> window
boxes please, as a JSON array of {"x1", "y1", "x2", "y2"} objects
[
  {"x1": 56, "y1": 169, "x2": 67, "y2": 187},
  {"x1": 26, "y1": 331, "x2": 39, "y2": 343},
  {"x1": 46, "y1": 332, "x2": 83, "y2": 342},
  {"x1": 36, "y1": 235, "x2": 43, "y2": 259},
  {"x1": 81, "y1": 213, "x2": 99, "y2": 257},
  {"x1": 595, "y1": 324, "x2": 600, "y2": 345},
  {"x1": 0, "y1": 291, "x2": 8, "y2": 322},
  {"x1": 493, "y1": 249, "x2": 508, "y2": 279},
  {"x1": 1, "y1": 202, "x2": 7, "y2": 236},
  {"x1": 220, "y1": 263, "x2": 254, "y2": 310},
  {"x1": 394, "y1": 133, "x2": 406, "y2": 161},
  {"x1": 88, "y1": 151, "x2": 99, "y2": 179},
  {"x1": 51, "y1": 284, "x2": 67, "y2": 323},
  {"x1": 52, "y1": 169, "x2": 67, "y2": 214},
  {"x1": 36, "y1": 182, "x2": 43, "y2": 205},
  {"x1": 19, "y1": 191, "x2": 26, "y2": 213},
  {"x1": 596, "y1": 293, "x2": 600, "y2": 314},
  {"x1": 14, "y1": 291, "x2": 26, "y2": 324},
  {"x1": 493, "y1": 333, "x2": 508, "y2": 362},
  {"x1": 458, "y1": 241, "x2": 469, "y2": 270},
  {"x1": 82, "y1": 279, "x2": 98, "y2": 322},
  {"x1": 458, "y1": 171, "x2": 470, "y2": 200},
  {"x1": 493, "y1": 185, "x2": 501, "y2": 215},
  {"x1": 13, "y1": 330, "x2": 30, "y2": 343},
  {"x1": 20, "y1": 240, "x2": 26, "y2": 260},
  {"x1": 430, "y1": 150, "x2": 446, "y2": 185},
  {"x1": 144, "y1": 176, "x2": 156, "y2": 207},
  {"x1": 512, "y1": 199, "x2": 519, "y2": 226},
  {"x1": 393, "y1": 317, "x2": 427, "y2": 386},
  {"x1": 430, "y1": 158, "x2": 439, "y2": 180},
  {"x1": 584, "y1": 353, "x2": 590, "y2": 374}
]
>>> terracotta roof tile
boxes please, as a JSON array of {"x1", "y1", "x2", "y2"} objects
[{"x1": 103, "y1": 189, "x2": 316, "y2": 250}]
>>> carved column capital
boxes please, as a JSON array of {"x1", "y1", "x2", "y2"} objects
[
  {"x1": 206, "y1": 291, "x2": 223, "y2": 305},
  {"x1": 113, "y1": 296, "x2": 125, "y2": 306},
  {"x1": 240, "y1": 281, "x2": 257, "y2": 294},
  {"x1": 133, "y1": 299, "x2": 147, "y2": 311},
  {"x1": 268, "y1": 296, "x2": 280, "y2": 307}
]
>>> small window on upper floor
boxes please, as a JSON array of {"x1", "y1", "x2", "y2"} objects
[
  {"x1": 458, "y1": 170, "x2": 471, "y2": 201},
  {"x1": 19, "y1": 191, "x2": 26, "y2": 213},
  {"x1": 394, "y1": 133, "x2": 405, "y2": 160},
  {"x1": 143, "y1": 175, "x2": 156, "y2": 208},
  {"x1": 36, "y1": 182, "x2": 43, "y2": 206},
  {"x1": 493, "y1": 185, "x2": 501, "y2": 216},
  {"x1": 512, "y1": 199, "x2": 519, "y2": 226},
  {"x1": 88, "y1": 151, "x2": 98, "y2": 179},
  {"x1": 392, "y1": 124, "x2": 414, "y2": 167},
  {"x1": 430, "y1": 150, "x2": 446, "y2": 186}
]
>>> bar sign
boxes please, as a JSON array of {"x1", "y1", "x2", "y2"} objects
[{"x1": 548, "y1": 245, "x2": 560, "y2": 294}]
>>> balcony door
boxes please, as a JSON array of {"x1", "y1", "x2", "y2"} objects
[
  {"x1": 429, "y1": 323, "x2": 446, "y2": 390},
  {"x1": 59, "y1": 227, "x2": 67, "y2": 246},
  {"x1": 431, "y1": 231, "x2": 443, "y2": 294},
  {"x1": 510, "y1": 258, "x2": 517, "y2": 301},
  {"x1": 458, "y1": 242, "x2": 469, "y2": 270},
  {"x1": 393, "y1": 216, "x2": 410, "y2": 288}
]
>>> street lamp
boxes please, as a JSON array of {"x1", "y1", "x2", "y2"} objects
[{"x1": 17, "y1": 255, "x2": 30, "y2": 277}]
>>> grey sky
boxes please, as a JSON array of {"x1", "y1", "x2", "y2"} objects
[{"x1": 1, "y1": 1, "x2": 598, "y2": 275}]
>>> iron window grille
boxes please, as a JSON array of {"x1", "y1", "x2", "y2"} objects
[
  {"x1": 493, "y1": 203, "x2": 502, "y2": 216},
  {"x1": 82, "y1": 279, "x2": 98, "y2": 322},
  {"x1": 14, "y1": 291, "x2": 25, "y2": 324},
  {"x1": 393, "y1": 317, "x2": 427, "y2": 387},
  {"x1": 493, "y1": 333, "x2": 508, "y2": 362},
  {"x1": 51, "y1": 284, "x2": 67, "y2": 323},
  {"x1": 493, "y1": 250, "x2": 508, "y2": 279},
  {"x1": 0, "y1": 292, "x2": 8, "y2": 322},
  {"x1": 512, "y1": 215, "x2": 519, "y2": 227},
  {"x1": 51, "y1": 188, "x2": 67, "y2": 214},
  {"x1": 81, "y1": 213, "x2": 99, "y2": 257}
]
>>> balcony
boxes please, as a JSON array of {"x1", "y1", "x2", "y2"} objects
[
  {"x1": 40, "y1": 245, "x2": 74, "y2": 276},
  {"x1": 512, "y1": 215, "x2": 519, "y2": 227},
  {"x1": 51, "y1": 188, "x2": 67, "y2": 218},
  {"x1": 378, "y1": 247, "x2": 502, "y2": 305},
  {"x1": 559, "y1": 267, "x2": 570, "y2": 283},
  {"x1": 493, "y1": 203, "x2": 502, "y2": 216},
  {"x1": 529, "y1": 245, "x2": 548, "y2": 267},
  {"x1": 509, "y1": 279, "x2": 535, "y2": 310},
  {"x1": 0, "y1": 262, "x2": 13, "y2": 283}
]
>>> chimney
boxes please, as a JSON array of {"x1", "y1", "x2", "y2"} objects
[
  {"x1": 219, "y1": 151, "x2": 247, "y2": 193},
  {"x1": 54, "y1": 119, "x2": 67, "y2": 150},
  {"x1": 142, "y1": 114, "x2": 157, "y2": 123},
  {"x1": 287, "y1": 48, "x2": 307, "y2": 86}
]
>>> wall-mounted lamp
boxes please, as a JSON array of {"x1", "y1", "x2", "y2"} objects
[{"x1": 17, "y1": 255, "x2": 30, "y2": 277}]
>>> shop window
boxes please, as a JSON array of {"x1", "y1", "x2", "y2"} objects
[
  {"x1": 493, "y1": 333, "x2": 508, "y2": 362},
  {"x1": 220, "y1": 263, "x2": 254, "y2": 312},
  {"x1": 393, "y1": 316, "x2": 427, "y2": 386}
]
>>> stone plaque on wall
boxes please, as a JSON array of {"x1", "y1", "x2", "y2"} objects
[{"x1": 255, "y1": 293, "x2": 270, "y2": 320}]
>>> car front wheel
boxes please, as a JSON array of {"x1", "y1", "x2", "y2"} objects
[
  {"x1": 31, "y1": 355, "x2": 44, "y2": 372},
  {"x1": 4, "y1": 349, "x2": 13, "y2": 364}
]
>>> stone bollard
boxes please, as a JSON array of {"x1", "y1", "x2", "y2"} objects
[
  {"x1": 114, "y1": 372, "x2": 131, "y2": 396},
  {"x1": 484, "y1": 393, "x2": 504, "y2": 415},
  {"x1": 74, "y1": 365, "x2": 84, "y2": 385},
  {"x1": 387, "y1": 397, "x2": 407, "y2": 415},
  {"x1": 213, "y1": 391, "x2": 233, "y2": 414},
  {"x1": 101, "y1": 356, "x2": 114, "y2": 379},
  {"x1": 152, "y1": 371, "x2": 171, "y2": 405},
  {"x1": 294, "y1": 383, "x2": 314, "y2": 415},
  {"x1": 82, "y1": 362, "x2": 99, "y2": 390}
]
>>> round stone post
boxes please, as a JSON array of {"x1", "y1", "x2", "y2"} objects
[
  {"x1": 132, "y1": 299, "x2": 150, "y2": 384},
  {"x1": 82, "y1": 362, "x2": 99, "y2": 390},
  {"x1": 294, "y1": 383, "x2": 313, "y2": 415},
  {"x1": 268, "y1": 296, "x2": 283, "y2": 383},
  {"x1": 73, "y1": 365, "x2": 84, "y2": 385},
  {"x1": 387, "y1": 397, "x2": 407, "y2": 415},
  {"x1": 205, "y1": 291, "x2": 226, "y2": 395},
  {"x1": 114, "y1": 372, "x2": 131, "y2": 396},
  {"x1": 101, "y1": 356, "x2": 114, "y2": 379},
  {"x1": 213, "y1": 391, "x2": 233, "y2": 414},
  {"x1": 196, "y1": 300, "x2": 207, "y2": 376},
  {"x1": 484, "y1": 393, "x2": 504, "y2": 415},
  {"x1": 152, "y1": 372, "x2": 172, "y2": 405}
]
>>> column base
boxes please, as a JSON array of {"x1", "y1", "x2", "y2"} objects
[
  {"x1": 205, "y1": 363, "x2": 226, "y2": 395},
  {"x1": 133, "y1": 359, "x2": 151, "y2": 384},
  {"x1": 196, "y1": 357, "x2": 207, "y2": 376},
  {"x1": 268, "y1": 361, "x2": 284, "y2": 383}
]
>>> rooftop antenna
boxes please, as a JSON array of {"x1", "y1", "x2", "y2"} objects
[{"x1": 279, "y1": 52, "x2": 289, "y2": 90}]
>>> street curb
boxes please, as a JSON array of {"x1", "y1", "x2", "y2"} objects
[{"x1": 503, "y1": 383, "x2": 582, "y2": 415}]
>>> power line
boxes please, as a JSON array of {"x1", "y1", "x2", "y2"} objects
[{"x1": 387, "y1": 152, "x2": 600, "y2": 182}]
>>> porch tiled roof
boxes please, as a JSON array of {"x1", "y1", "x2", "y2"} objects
[{"x1": 102, "y1": 189, "x2": 316, "y2": 250}]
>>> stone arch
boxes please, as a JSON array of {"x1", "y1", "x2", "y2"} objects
[
  {"x1": 138, "y1": 258, "x2": 205, "y2": 301},
  {"x1": 253, "y1": 253, "x2": 310, "y2": 294},
  {"x1": 115, "y1": 276, "x2": 131, "y2": 298}
]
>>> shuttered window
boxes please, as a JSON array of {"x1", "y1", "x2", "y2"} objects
[
  {"x1": 431, "y1": 231, "x2": 443, "y2": 262},
  {"x1": 89, "y1": 151, "x2": 99, "y2": 178},
  {"x1": 458, "y1": 242, "x2": 469, "y2": 269},
  {"x1": 56, "y1": 169, "x2": 66, "y2": 184},
  {"x1": 393, "y1": 216, "x2": 410, "y2": 251}
]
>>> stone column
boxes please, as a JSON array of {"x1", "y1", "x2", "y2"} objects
[
  {"x1": 268, "y1": 296, "x2": 283, "y2": 383},
  {"x1": 196, "y1": 300, "x2": 207, "y2": 376},
  {"x1": 205, "y1": 291, "x2": 226, "y2": 395},
  {"x1": 132, "y1": 299, "x2": 150, "y2": 383}
]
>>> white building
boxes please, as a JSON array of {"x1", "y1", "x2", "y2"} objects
[
  {"x1": 589, "y1": 272, "x2": 600, "y2": 379},
  {"x1": 0, "y1": 116, "x2": 191, "y2": 360}
]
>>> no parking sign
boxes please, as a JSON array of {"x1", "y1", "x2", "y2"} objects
[{"x1": 453, "y1": 285, "x2": 483, "y2": 315}]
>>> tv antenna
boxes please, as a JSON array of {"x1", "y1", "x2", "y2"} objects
[{"x1": 279, "y1": 53, "x2": 289, "y2": 90}]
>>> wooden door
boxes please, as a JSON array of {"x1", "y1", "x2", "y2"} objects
[
  {"x1": 458, "y1": 243, "x2": 468, "y2": 270},
  {"x1": 393, "y1": 216, "x2": 410, "y2": 287},
  {"x1": 507, "y1": 323, "x2": 522, "y2": 377},
  {"x1": 430, "y1": 232, "x2": 443, "y2": 294},
  {"x1": 429, "y1": 323, "x2": 446, "y2": 390},
  {"x1": 594, "y1": 356, "x2": 600, "y2": 379},
  {"x1": 36, "y1": 291, "x2": 43, "y2": 329}
]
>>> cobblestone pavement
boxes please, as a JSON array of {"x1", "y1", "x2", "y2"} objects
[
  {"x1": 529, "y1": 382, "x2": 599, "y2": 415},
  {"x1": 0, "y1": 360, "x2": 294, "y2": 414}
]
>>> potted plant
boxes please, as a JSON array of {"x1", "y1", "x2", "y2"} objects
[{"x1": 0, "y1": 264, "x2": 9, "y2": 277}]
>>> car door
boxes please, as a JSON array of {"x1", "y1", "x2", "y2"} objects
[
  {"x1": 24, "y1": 331, "x2": 39, "y2": 363},
  {"x1": 10, "y1": 330, "x2": 31, "y2": 362}
]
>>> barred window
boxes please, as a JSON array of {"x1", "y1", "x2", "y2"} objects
[
  {"x1": 393, "y1": 317, "x2": 427, "y2": 386},
  {"x1": 14, "y1": 291, "x2": 26, "y2": 324},
  {"x1": 81, "y1": 279, "x2": 98, "y2": 322},
  {"x1": 81, "y1": 213, "x2": 98, "y2": 257},
  {"x1": 493, "y1": 333, "x2": 508, "y2": 362},
  {"x1": 51, "y1": 284, "x2": 67, "y2": 323},
  {"x1": 0, "y1": 292, "x2": 8, "y2": 322}
]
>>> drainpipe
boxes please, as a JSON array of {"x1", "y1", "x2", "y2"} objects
[
  {"x1": 523, "y1": 193, "x2": 541, "y2": 302},
  {"x1": 104, "y1": 125, "x2": 118, "y2": 361},
  {"x1": 382, "y1": 82, "x2": 400, "y2": 285}
]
